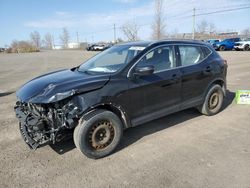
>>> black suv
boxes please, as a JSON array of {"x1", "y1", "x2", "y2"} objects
[{"x1": 14, "y1": 40, "x2": 227, "y2": 159}]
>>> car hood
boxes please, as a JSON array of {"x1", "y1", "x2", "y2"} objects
[
  {"x1": 214, "y1": 41, "x2": 225, "y2": 45},
  {"x1": 16, "y1": 69, "x2": 110, "y2": 103},
  {"x1": 235, "y1": 41, "x2": 249, "y2": 45}
]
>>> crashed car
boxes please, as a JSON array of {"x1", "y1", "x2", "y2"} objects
[{"x1": 14, "y1": 40, "x2": 227, "y2": 159}]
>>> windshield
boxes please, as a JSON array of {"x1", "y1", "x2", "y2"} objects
[
  {"x1": 78, "y1": 45, "x2": 146, "y2": 73},
  {"x1": 240, "y1": 38, "x2": 250, "y2": 41}
]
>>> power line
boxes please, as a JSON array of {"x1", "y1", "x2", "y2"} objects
[
  {"x1": 196, "y1": 3, "x2": 250, "y2": 11},
  {"x1": 78, "y1": 5, "x2": 250, "y2": 42},
  {"x1": 161, "y1": 5, "x2": 250, "y2": 21},
  {"x1": 196, "y1": 6, "x2": 250, "y2": 16}
]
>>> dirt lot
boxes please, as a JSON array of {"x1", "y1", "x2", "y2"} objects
[{"x1": 0, "y1": 50, "x2": 250, "y2": 188}]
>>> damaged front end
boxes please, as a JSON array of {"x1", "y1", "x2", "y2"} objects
[{"x1": 14, "y1": 97, "x2": 84, "y2": 149}]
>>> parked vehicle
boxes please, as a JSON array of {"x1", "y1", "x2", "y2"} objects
[
  {"x1": 206, "y1": 39, "x2": 220, "y2": 45},
  {"x1": 213, "y1": 37, "x2": 240, "y2": 51},
  {"x1": 86, "y1": 44, "x2": 108, "y2": 51},
  {"x1": 92, "y1": 44, "x2": 105, "y2": 51},
  {"x1": 0, "y1": 48, "x2": 5, "y2": 52},
  {"x1": 86, "y1": 44, "x2": 97, "y2": 51},
  {"x1": 234, "y1": 38, "x2": 250, "y2": 51},
  {"x1": 14, "y1": 40, "x2": 227, "y2": 159}
]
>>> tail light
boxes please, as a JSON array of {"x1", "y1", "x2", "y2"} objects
[{"x1": 224, "y1": 59, "x2": 228, "y2": 67}]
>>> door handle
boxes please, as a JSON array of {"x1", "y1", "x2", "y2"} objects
[
  {"x1": 161, "y1": 74, "x2": 180, "y2": 87},
  {"x1": 203, "y1": 66, "x2": 212, "y2": 75},
  {"x1": 170, "y1": 74, "x2": 180, "y2": 83}
]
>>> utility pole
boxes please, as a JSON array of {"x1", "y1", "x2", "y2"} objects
[
  {"x1": 113, "y1": 24, "x2": 116, "y2": 43},
  {"x1": 76, "y1": 31, "x2": 79, "y2": 43},
  {"x1": 76, "y1": 31, "x2": 79, "y2": 48},
  {"x1": 52, "y1": 35, "x2": 55, "y2": 49},
  {"x1": 192, "y1": 8, "x2": 196, "y2": 40}
]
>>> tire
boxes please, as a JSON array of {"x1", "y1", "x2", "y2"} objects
[
  {"x1": 243, "y1": 45, "x2": 250, "y2": 51},
  {"x1": 73, "y1": 109, "x2": 123, "y2": 159},
  {"x1": 198, "y1": 84, "x2": 224, "y2": 116},
  {"x1": 219, "y1": 45, "x2": 226, "y2": 51}
]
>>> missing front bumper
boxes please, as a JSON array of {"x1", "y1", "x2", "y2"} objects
[{"x1": 19, "y1": 123, "x2": 40, "y2": 149}]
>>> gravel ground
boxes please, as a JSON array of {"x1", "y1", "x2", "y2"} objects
[{"x1": 0, "y1": 50, "x2": 249, "y2": 188}]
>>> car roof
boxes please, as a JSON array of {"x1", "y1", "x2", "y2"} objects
[{"x1": 117, "y1": 39, "x2": 208, "y2": 47}]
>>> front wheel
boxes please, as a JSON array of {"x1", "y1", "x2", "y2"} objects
[
  {"x1": 198, "y1": 84, "x2": 224, "y2": 116},
  {"x1": 73, "y1": 109, "x2": 123, "y2": 159}
]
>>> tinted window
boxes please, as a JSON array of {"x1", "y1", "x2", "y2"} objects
[
  {"x1": 202, "y1": 46, "x2": 212, "y2": 57},
  {"x1": 179, "y1": 45, "x2": 205, "y2": 66},
  {"x1": 137, "y1": 46, "x2": 175, "y2": 72}
]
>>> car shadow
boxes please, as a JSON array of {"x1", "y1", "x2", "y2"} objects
[
  {"x1": 221, "y1": 90, "x2": 235, "y2": 111},
  {"x1": 50, "y1": 90, "x2": 235, "y2": 155},
  {"x1": 0, "y1": 91, "x2": 15, "y2": 97}
]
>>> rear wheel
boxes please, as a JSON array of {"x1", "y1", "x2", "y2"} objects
[
  {"x1": 219, "y1": 45, "x2": 226, "y2": 51},
  {"x1": 243, "y1": 45, "x2": 250, "y2": 51},
  {"x1": 198, "y1": 84, "x2": 224, "y2": 116},
  {"x1": 73, "y1": 109, "x2": 123, "y2": 159}
]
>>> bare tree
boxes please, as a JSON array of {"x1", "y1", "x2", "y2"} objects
[
  {"x1": 116, "y1": 37, "x2": 124, "y2": 43},
  {"x1": 152, "y1": 0, "x2": 166, "y2": 40},
  {"x1": 197, "y1": 20, "x2": 208, "y2": 34},
  {"x1": 30, "y1": 31, "x2": 41, "y2": 49},
  {"x1": 241, "y1": 28, "x2": 250, "y2": 37},
  {"x1": 43, "y1": 33, "x2": 53, "y2": 49},
  {"x1": 121, "y1": 21, "x2": 140, "y2": 41},
  {"x1": 60, "y1": 28, "x2": 70, "y2": 48},
  {"x1": 208, "y1": 23, "x2": 216, "y2": 34}
]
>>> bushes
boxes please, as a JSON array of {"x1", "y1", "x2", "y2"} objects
[{"x1": 8, "y1": 40, "x2": 39, "y2": 53}]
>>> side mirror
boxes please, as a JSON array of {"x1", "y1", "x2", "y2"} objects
[{"x1": 134, "y1": 65, "x2": 154, "y2": 76}]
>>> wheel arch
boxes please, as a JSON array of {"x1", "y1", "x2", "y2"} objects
[
  {"x1": 80, "y1": 103, "x2": 131, "y2": 129},
  {"x1": 204, "y1": 78, "x2": 226, "y2": 98}
]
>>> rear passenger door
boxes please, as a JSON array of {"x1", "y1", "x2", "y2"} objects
[{"x1": 177, "y1": 45, "x2": 214, "y2": 109}]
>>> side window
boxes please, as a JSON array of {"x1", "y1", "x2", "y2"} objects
[
  {"x1": 202, "y1": 46, "x2": 212, "y2": 57},
  {"x1": 137, "y1": 46, "x2": 175, "y2": 72},
  {"x1": 178, "y1": 45, "x2": 205, "y2": 66}
]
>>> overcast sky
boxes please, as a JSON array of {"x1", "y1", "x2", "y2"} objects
[{"x1": 0, "y1": 0, "x2": 249, "y2": 46}]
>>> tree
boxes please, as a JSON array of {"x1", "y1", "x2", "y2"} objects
[
  {"x1": 197, "y1": 20, "x2": 216, "y2": 34},
  {"x1": 241, "y1": 28, "x2": 250, "y2": 37},
  {"x1": 30, "y1": 31, "x2": 41, "y2": 49},
  {"x1": 60, "y1": 27, "x2": 70, "y2": 48},
  {"x1": 152, "y1": 0, "x2": 166, "y2": 40},
  {"x1": 121, "y1": 21, "x2": 140, "y2": 41},
  {"x1": 197, "y1": 20, "x2": 208, "y2": 34},
  {"x1": 43, "y1": 33, "x2": 53, "y2": 49},
  {"x1": 116, "y1": 38, "x2": 124, "y2": 43},
  {"x1": 208, "y1": 23, "x2": 216, "y2": 34}
]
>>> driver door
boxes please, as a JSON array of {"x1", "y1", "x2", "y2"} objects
[{"x1": 127, "y1": 45, "x2": 182, "y2": 126}]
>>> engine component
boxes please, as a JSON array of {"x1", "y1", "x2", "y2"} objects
[{"x1": 14, "y1": 98, "x2": 83, "y2": 149}]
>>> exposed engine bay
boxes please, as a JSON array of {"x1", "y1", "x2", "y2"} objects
[{"x1": 14, "y1": 96, "x2": 84, "y2": 149}]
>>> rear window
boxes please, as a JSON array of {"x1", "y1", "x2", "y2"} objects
[
  {"x1": 178, "y1": 45, "x2": 205, "y2": 66},
  {"x1": 202, "y1": 46, "x2": 212, "y2": 57}
]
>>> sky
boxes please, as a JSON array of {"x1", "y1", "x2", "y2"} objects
[{"x1": 0, "y1": 0, "x2": 250, "y2": 46}]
